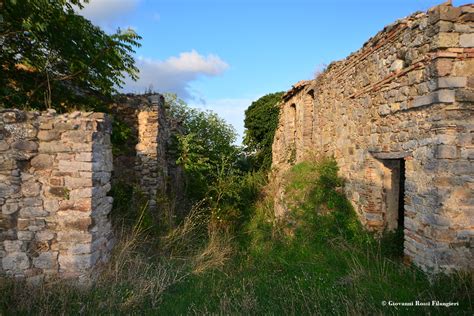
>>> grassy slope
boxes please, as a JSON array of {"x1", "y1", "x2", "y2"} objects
[{"x1": 1, "y1": 159, "x2": 472, "y2": 315}]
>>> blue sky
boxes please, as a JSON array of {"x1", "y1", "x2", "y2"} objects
[{"x1": 78, "y1": 0, "x2": 471, "y2": 143}]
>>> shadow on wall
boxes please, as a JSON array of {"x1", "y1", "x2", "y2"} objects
[{"x1": 0, "y1": 109, "x2": 115, "y2": 283}]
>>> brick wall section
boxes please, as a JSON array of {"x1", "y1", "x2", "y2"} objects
[
  {"x1": 0, "y1": 109, "x2": 113, "y2": 282},
  {"x1": 272, "y1": 3, "x2": 473, "y2": 272},
  {"x1": 136, "y1": 104, "x2": 169, "y2": 211},
  {"x1": 110, "y1": 94, "x2": 171, "y2": 212}
]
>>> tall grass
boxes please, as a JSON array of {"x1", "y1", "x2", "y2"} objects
[{"x1": 1, "y1": 158, "x2": 472, "y2": 315}]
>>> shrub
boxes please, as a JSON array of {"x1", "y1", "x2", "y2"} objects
[{"x1": 278, "y1": 157, "x2": 366, "y2": 244}]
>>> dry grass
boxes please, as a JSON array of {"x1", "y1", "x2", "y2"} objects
[
  {"x1": 2, "y1": 160, "x2": 473, "y2": 314},
  {"x1": 160, "y1": 199, "x2": 210, "y2": 258},
  {"x1": 192, "y1": 231, "x2": 234, "y2": 274},
  {"x1": 0, "y1": 198, "x2": 236, "y2": 314}
]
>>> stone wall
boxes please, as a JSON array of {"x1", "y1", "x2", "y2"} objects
[
  {"x1": 272, "y1": 3, "x2": 473, "y2": 272},
  {"x1": 0, "y1": 109, "x2": 113, "y2": 282},
  {"x1": 110, "y1": 94, "x2": 183, "y2": 213}
]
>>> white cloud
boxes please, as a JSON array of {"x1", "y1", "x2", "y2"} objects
[
  {"x1": 123, "y1": 50, "x2": 229, "y2": 99},
  {"x1": 76, "y1": 0, "x2": 140, "y2": 27}
]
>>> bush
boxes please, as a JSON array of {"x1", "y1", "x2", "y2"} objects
[{"x1": 278, "y1": 157, "x2": 367, "y2": 244}]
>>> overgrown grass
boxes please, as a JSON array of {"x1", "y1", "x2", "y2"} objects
[{"x1": 1, "y1": 158, "x2": 472, "y2": 315}]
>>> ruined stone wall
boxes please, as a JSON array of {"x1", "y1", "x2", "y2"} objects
[
  {"x1": 136, "y1": 102, "x2": 169, "y2": 211},
  {"x1": 0, "y1": 109, "x2": 113, "y2": 282},
  {"x1": 272, "y1": 3, "x2": 473, "y2": 272},
  {"x1": 110, "y1": 94, "x2": 184, "y2": 214}
]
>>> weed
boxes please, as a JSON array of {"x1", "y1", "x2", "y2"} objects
[{"x1": 2, "y1": 158, "x2": 472, "y2": 315}]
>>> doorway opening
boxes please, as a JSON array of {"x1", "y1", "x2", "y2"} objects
[
  {"x1": 379, "y1": 158, "x2": 406, "y2": 257},
  {"x1": 381, "y1": 158, "x2": 405, "y2": 232}
]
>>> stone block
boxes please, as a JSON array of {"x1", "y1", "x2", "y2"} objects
[
  {"x1": 12, "y1": 140, "x2": 38, "y2": 152},
  {"x1": 31, "y1": 154, "x2": 54, "y2": 170},
  {"x1": 390, "y1": 59, "x2": 404, "y2": 72},
  {"x1": 69, "y1": 142, "x2": 92, "y2": 151},
  {"x1": 433, "y1": 32, "x2": 460, "y2": 49},
  {"x1": 460, "y1": 33, "x2": 474, "y2": 47},
  {"x1": 56, "y1": 210, "x2": 90, "y2": 219},
  {"x1": 460, "y1": 12, "x2": 474, "y2": 22},
  {"x1": 455, "y1": 89, "x2": 474, "y2": 102},
  {"x1": 58, "y1": 160, "x2": 91, "y2": 173},
  {"x1": 429, "y1": 214, "x2": 451, "y2": 227},
  {"x1": 47, "y1": 187, "x2": 69, "y2": 199},
  {"x1": 58, "y1": 252, "x2": 99, "y2": 271},
  {"x1": 435, "y1": 77, "x2": 467, "y2": 89},
  {"x1": 435, "y1": 145, "x2": 459, "y2": 159},
  {"x1": 428, "y1": 227, "x2": 456, "y2": 242},
  {"x1": 454, "y1": 23, "x2": 472, "y2": 33},
  {"x1": 93, "y1": 158, "x2": 113, "y2": 172},
  {"x1": 17, "y1": 219, "x2": 30, "y2": 230},
  {"x1": 17, "y1": 231, "x2": 34, "y2": 241},
  {"x1": 0, "y1": 159, "x2": 15, "y2": 171},
  {"x1": 453, "y1": 59, "x2": 474, "y2": 76},
  {"x1": 39, "y1": 141, "x2": 72, "y2": 153},
  {"x1": 43, "y1": 199, "x2": 59, "y2": 213},
  {"x1": 92, "y1": 172, "x2": 111, "y2": 185},
  {"x1": 75, "y1": 152, "x2": 93, "y2": 162},
  {"x1": 57, "y1": 231, "x2": 93, "y2": 243},
  {"x1": 92, "y1": 183, "x2": 111, "y2": 199},
  {"x1": 62, "y1": 130, "x2": 92, "y2": 143},
  {"x1": 58, "y1": 200, "x2": 75, "y2": 211},
  {"x1": 19, "y1": 206, "x2": 48, "y2": 217},
  {"x1": 461, "y1": 147, "x2": 474, "y2": 160},
  {"x1": 390, "y1": 103, "x2": 401, "y2": 112},
  {"x1": 21, "y1": 173, "x2": 34, "y2": 181},
  {"x1": 36, "y1": 230, "x2": 56, "y2": 241},
  {"x1": 378, "y1": 104, "x2": 390, "y2": 116},
  {"x1": 60, "y1": 217, "x2": 92, "y2": 231},
  {"x1": 405, "y1": 217, "x2": 418, "y2": 232},
  {"x1": 411, "y1": 90, "x2": 455, "y2": 108},
  {"x1": 37, "y1": 130, "x2": 60, "y2": 141},
  {"x1": 457, "y1": 230, "x2": 474, "y2": 240},
  {"x1": 4, "y1": 240, "x2": 24, "y2": 252},
  {"x1": 79, "y1": 171, "x2": 93, "y2": 179},
  {"x1": 39, "y1": 121, "x2": 53, "y2": 130},
  {"x1": 93, "y1": 202, "x2": 112, "y2": 216},
  {"x1": 436, "y1": 20, "x2": 454, "y2": 32},
  {"x1": 49, "y1": 177, "x2": 63, "y2": 187},
  {"x1": 2, "y1": 111, "x2": 22, "y2": 123},
  {"x1": 69, "y1": 188, "x2": 93, "y2": 200},
  {"x1": 56, "y1": 153, "x2": 74, "y2": 161},
  {"x1": 0, "y1": 183, "x2": 15, "y2": 198},
  {"x1": 33, "y1": 252, "x2": 58, "y2": 269},
  {"x1": 450, "y1": 161, "x2": 472, "y2": 175},
  {"x1": 68, "y1": 243, "x2": 92, "y2": 255},
  {"x1": 2, "y1": 203, "x2": 19, "y2": 215},
  {"x1": 2, "y1": 252, "x2": 30, "y2": 271},
  {"x1": 71, "y1": 199, "x2": 92, "y2": 212},
  {"x1": 434, "y1": 59, "x2": 453, "y2": 77},
  {"x1": 21, "y1": 182, "x2": 41, "y2": 197},
  {"x1": 54, "y1": 122, "x2": 79, "y2": 131},
  {"x1": 23, "y1": 197, "x2": 42, "y2": 207},
  {"x1": 429, "y1": 5, "x2": 461, "y2": 23},
  {"x1": 90, "y1": 113, "x2": 106, "y2": 119},
  {"x1": 0, "y1": 140, "x2": 9, "y2": 152},
  {"x1": 64, "y1": 176, "x2": 93, "y2": 189}
]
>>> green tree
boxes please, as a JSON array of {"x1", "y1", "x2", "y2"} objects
[
  {"x1": 0, "y1": 0, "x2": 141, "y2": 111},
  {"x1": 243, "y1": 92, "x2": 284, "y2": 171},
  {"x1": 165, "y1": 94, "x2": 239, "y2": 201}
]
